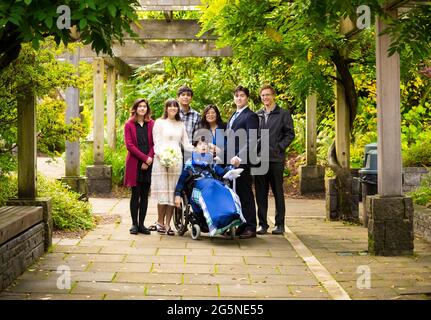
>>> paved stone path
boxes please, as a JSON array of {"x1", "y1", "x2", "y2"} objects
[
  {"x1": 1, "y1": 195, "x2": 430, "y2": 300},
  {"x1": 1, "y1": 158, "x2": 430, "y2": 300}
]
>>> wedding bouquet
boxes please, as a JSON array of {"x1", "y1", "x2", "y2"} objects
[{"x1": 159, "y1": 147, "x2": 182, "y2": 168}]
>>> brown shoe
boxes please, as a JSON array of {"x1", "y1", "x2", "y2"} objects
[{"x1": 239, "y1": 230, "x2": 256, "y2": 239}]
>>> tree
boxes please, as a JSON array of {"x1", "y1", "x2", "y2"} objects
[
  {"x1": 199, "y1": 0, "x2": 431, "y2": 219},
  {"x1": 0, "y1": 0, "x2": 139, "y2": 70}
]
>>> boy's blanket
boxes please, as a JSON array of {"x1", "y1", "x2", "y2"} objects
[{"x1": 191, "y1": 177, "x2": 245, "y2": 236}]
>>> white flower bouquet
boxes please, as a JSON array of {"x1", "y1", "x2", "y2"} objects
[{"x1": 159, "y1": 147, "x2": 182, "y2": 168}]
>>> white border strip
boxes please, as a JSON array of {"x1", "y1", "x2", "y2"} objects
[{"x1": 269, "y1": 217, "x2": 351, "y2": 300}]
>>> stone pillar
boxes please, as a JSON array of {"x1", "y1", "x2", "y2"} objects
[
  {"x1": 62, "y1": 48, "x2": 87, "y2": 196},
  {"x1": 86, "y1": 58, "x2": 112, "y2": 195},
  {"x1": 17, "y1": 87, "x2": 36, "y2": 199},
  {"x1": 6, "y1": 198, "x2": 53, "y2": 251},
  {"x1": 299, "y1": 94, "x2": 325, "y2": 194},
  {"x1": 366, "y1": 196, "x2": 413, "y2": 256},
  {"x1": 367, "y1": 10, "x2": 413, "y2": 255},
  {"x1": 106, "y1": 66, "x2": 117, "y2": 150}
]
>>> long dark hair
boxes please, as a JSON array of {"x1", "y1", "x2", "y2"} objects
[
  {"x1": 200, "y1": 104, "x2": 224, "y2": 129},
  {"x1": 130, "y1": 98, "x2": 151, "y2": 122},
  {"x1": 162, "y1": 98, "x2": 181, "y2": 121}
]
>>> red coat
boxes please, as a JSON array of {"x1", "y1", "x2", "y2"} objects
[{"x1": 124, "y1": 118, "x2": 155, "y2": 187}]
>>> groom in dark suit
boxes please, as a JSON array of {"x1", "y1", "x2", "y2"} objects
[{"x1": 226, "y1": 86, "x2": 259, "y2": 239}]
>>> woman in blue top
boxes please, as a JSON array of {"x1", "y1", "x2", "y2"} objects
[{"x1": 197, "y1": 104, "x2": 226, "y2": 158}]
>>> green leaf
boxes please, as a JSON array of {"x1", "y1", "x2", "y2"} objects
[
  {"x1": 24, "y1": 0, "x2": 32, "y2": 5},
  {"x1": 87, "y1": 0, "x2": 96, "y2": 10},
  {"x1": 79, "y1": 19, "x2": 87, "y2": 30},
  {"x1": 45, "y1": 16, "x2": 53, "y2": 29},
  {"x1": 107, "y1": 4, "x2": 117, "y2": 17},
  {"x1": 32, "y1": 37, "x2": 40, "y2": 50}
]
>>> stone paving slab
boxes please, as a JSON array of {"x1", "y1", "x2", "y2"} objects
[
  {"x1": 72, "y1": 282, "x2": 145, "y2": 295},
  {"x1": 151, "y1": 263, "x2": 215, "y2": 274},
  {"x1": 88, "y1": 262, "x2": 152, "y2": 273},
  {"x1": 218, "y1": 284, "x2": 295, "y2": 298},
  {"x1": 146, "y1": 284, "x2": 218, "y2": 297},
  {"x1": 65, "y1": 253, "x2": 126, "y2": 263},
  {"x1": 125, "y1": 255, "x2": 184, "y2": 264},
  {"x1": 114, "y1": 272, "x2": 182, "y2": 284},
  {"x1": 183, "y1": 274, "x2": 250, "y2": 285}
]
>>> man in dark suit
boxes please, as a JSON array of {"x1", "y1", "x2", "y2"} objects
[
  {"x1": 226, "y1": 86, "x2": 259, "y2": 239},
  {"x1": 254, "y1": 85, "x2": 295, "y2": 235}
]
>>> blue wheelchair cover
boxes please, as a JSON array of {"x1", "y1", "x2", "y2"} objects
[{"x1": 191, "y1": 177, "x2": 245, "y2": 236}]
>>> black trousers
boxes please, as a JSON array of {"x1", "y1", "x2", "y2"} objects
[
  {"x1": 235, "y1": 166, "x2": 257, "y2": 232},
  {"x1": 130, "y1": 182, "x2": 151, "y2": 228},
  {"x1": 254, "y1": 162, "x2": 285, "y2": 228}
]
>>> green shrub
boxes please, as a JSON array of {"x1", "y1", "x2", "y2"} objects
[
  {"x1": 38, "y1": 174, "x2": 95, "y2": 230},
  {"x1": 0, "y1": 173, "x2": 94, "y2": 230},
  {"x1": 105, "y1": 145, "x2": 127, "y2": 186},
  {"x1": 0, "y1": 174, "x2": 16, "y2": 206},
  {"x1": 37, "y1": 97, "x2": 88, "y2": 156},
  {"x1": 403, "y1": 140, "x2": 431, "y2": 167},
  {"x1": 408, "y1": 172, "x2": 431, "y2": 206}
]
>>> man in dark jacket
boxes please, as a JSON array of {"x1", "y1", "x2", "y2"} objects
[
  {"x1": 254, "y1": 85, "x2": 295, "y2": 235},
  {"x1": 226, "y1": 86, "x2": 260, "y2": 239}
]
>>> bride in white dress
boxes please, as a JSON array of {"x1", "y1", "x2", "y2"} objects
[{"x1": 150, "y1": 99, "x2": 194, "y2": 235}]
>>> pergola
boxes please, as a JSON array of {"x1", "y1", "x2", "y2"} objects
[{"x1": 12, "y1": 0, "x2": 426, "y2": 255}]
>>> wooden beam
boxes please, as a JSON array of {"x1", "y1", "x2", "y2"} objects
[
  {"x1": 128, "y1": 20, "x2": 216, "y2": 40},
  {"x1": 17, "y1": 88, "x2": 36, "y2": 199},
  {"x1": 305, "y1": 94, "x2": 317, "y2": 166},
  {"x1": 376, "y1": 10, "x2": 403, "y2": 196},
  {"x1": 103, "y1": 57, "x2": 133, "y2": 78},
  {"x1": 79, "y1": 41, "x2": 232, "y2": 58},
  {"x1": 93, "y1": 58, "x2": 105, "y2": 165},
  {"x1": 121, "y1": 58, "x2": 161, "y2": 66},
  {"x1": 106, "y1": 67, "x2": 117, "y2": 150},
  {"x1": 138, "y1": 0, "x2": 202, "y2": 11},
  {"x1": 65, "y1": 49, "x2": 81, "y2": 177},
  {"x1": 335, "y1": 76, "x2": 350, "y2": 169},
  {"x1": 163, "y1": 11, "x2": 173, "y2": 22}
]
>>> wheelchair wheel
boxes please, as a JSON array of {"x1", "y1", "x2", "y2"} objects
[
  {"x1": 173, "y1": 196, "x2": 187, "y2": 232},
  {"x1": 191, "y1": 224, "x2": 201, "y2": 240},
  {"x1": 229, "y1": 227, "x2": 236, "y2": 240}
]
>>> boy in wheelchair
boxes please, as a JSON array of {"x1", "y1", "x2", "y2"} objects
[{"x1": 174, "y1": 138, "x2": 245, "y2": 237}]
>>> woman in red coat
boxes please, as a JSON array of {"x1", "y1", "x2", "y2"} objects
[{"x1": 124, "y1": 98, "x2": 155, "y2": 235}]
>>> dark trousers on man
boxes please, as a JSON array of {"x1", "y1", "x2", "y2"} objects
[
  {"x1": 236, "y1": 166, "x2": 257, "y2": 232},
  {"x1": 130, "y1": 182, "x2": 151, "y2": 228},
  {"x1": 254, "y1": 162, "x2": 285, "y2": 228}
]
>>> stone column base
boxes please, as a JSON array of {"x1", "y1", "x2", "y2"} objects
[
  {"x1": 6, "y1": 197, "x2": 52, "y2": 251},
  {"x1": 366, "y1": 195, "x2": 414, "y2": 256},
  {"x1": 299, "y1": 165, "x2": 325, "y2": 194},
  {"x1": 325, "y1": 175, "x2": 359, "y2": 222},
  {"x1": 325, "y1": 177, "x2": 338, "y2": 220},
  {"x1": 86, "y1": 165, "x2": 112, "y2": 195},
  {"x1": 61, "y1": 176, "x2": 88, "y2": 197}
]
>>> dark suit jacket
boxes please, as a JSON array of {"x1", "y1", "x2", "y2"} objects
[
  {"x1": 256, "y1": 105, "x2": 295, "y2": 162},
  {"x1": 226, "y1": 107, "x2": 259, "y2": 167}
]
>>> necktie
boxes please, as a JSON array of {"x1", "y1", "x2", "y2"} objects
[{"x1": 229, "y1": 112, "x2": 239, "y2": 129}]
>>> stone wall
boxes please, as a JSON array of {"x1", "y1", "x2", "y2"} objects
[
  {"x1": 403, "y1": 167, "x2": 429, "y2": 193},
  {"x1": 414, "y1": 205, "x2": 431, "y2": 243},
  {"x1": 0, "y1": 223, "x2": 45, "y2": 291}
]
